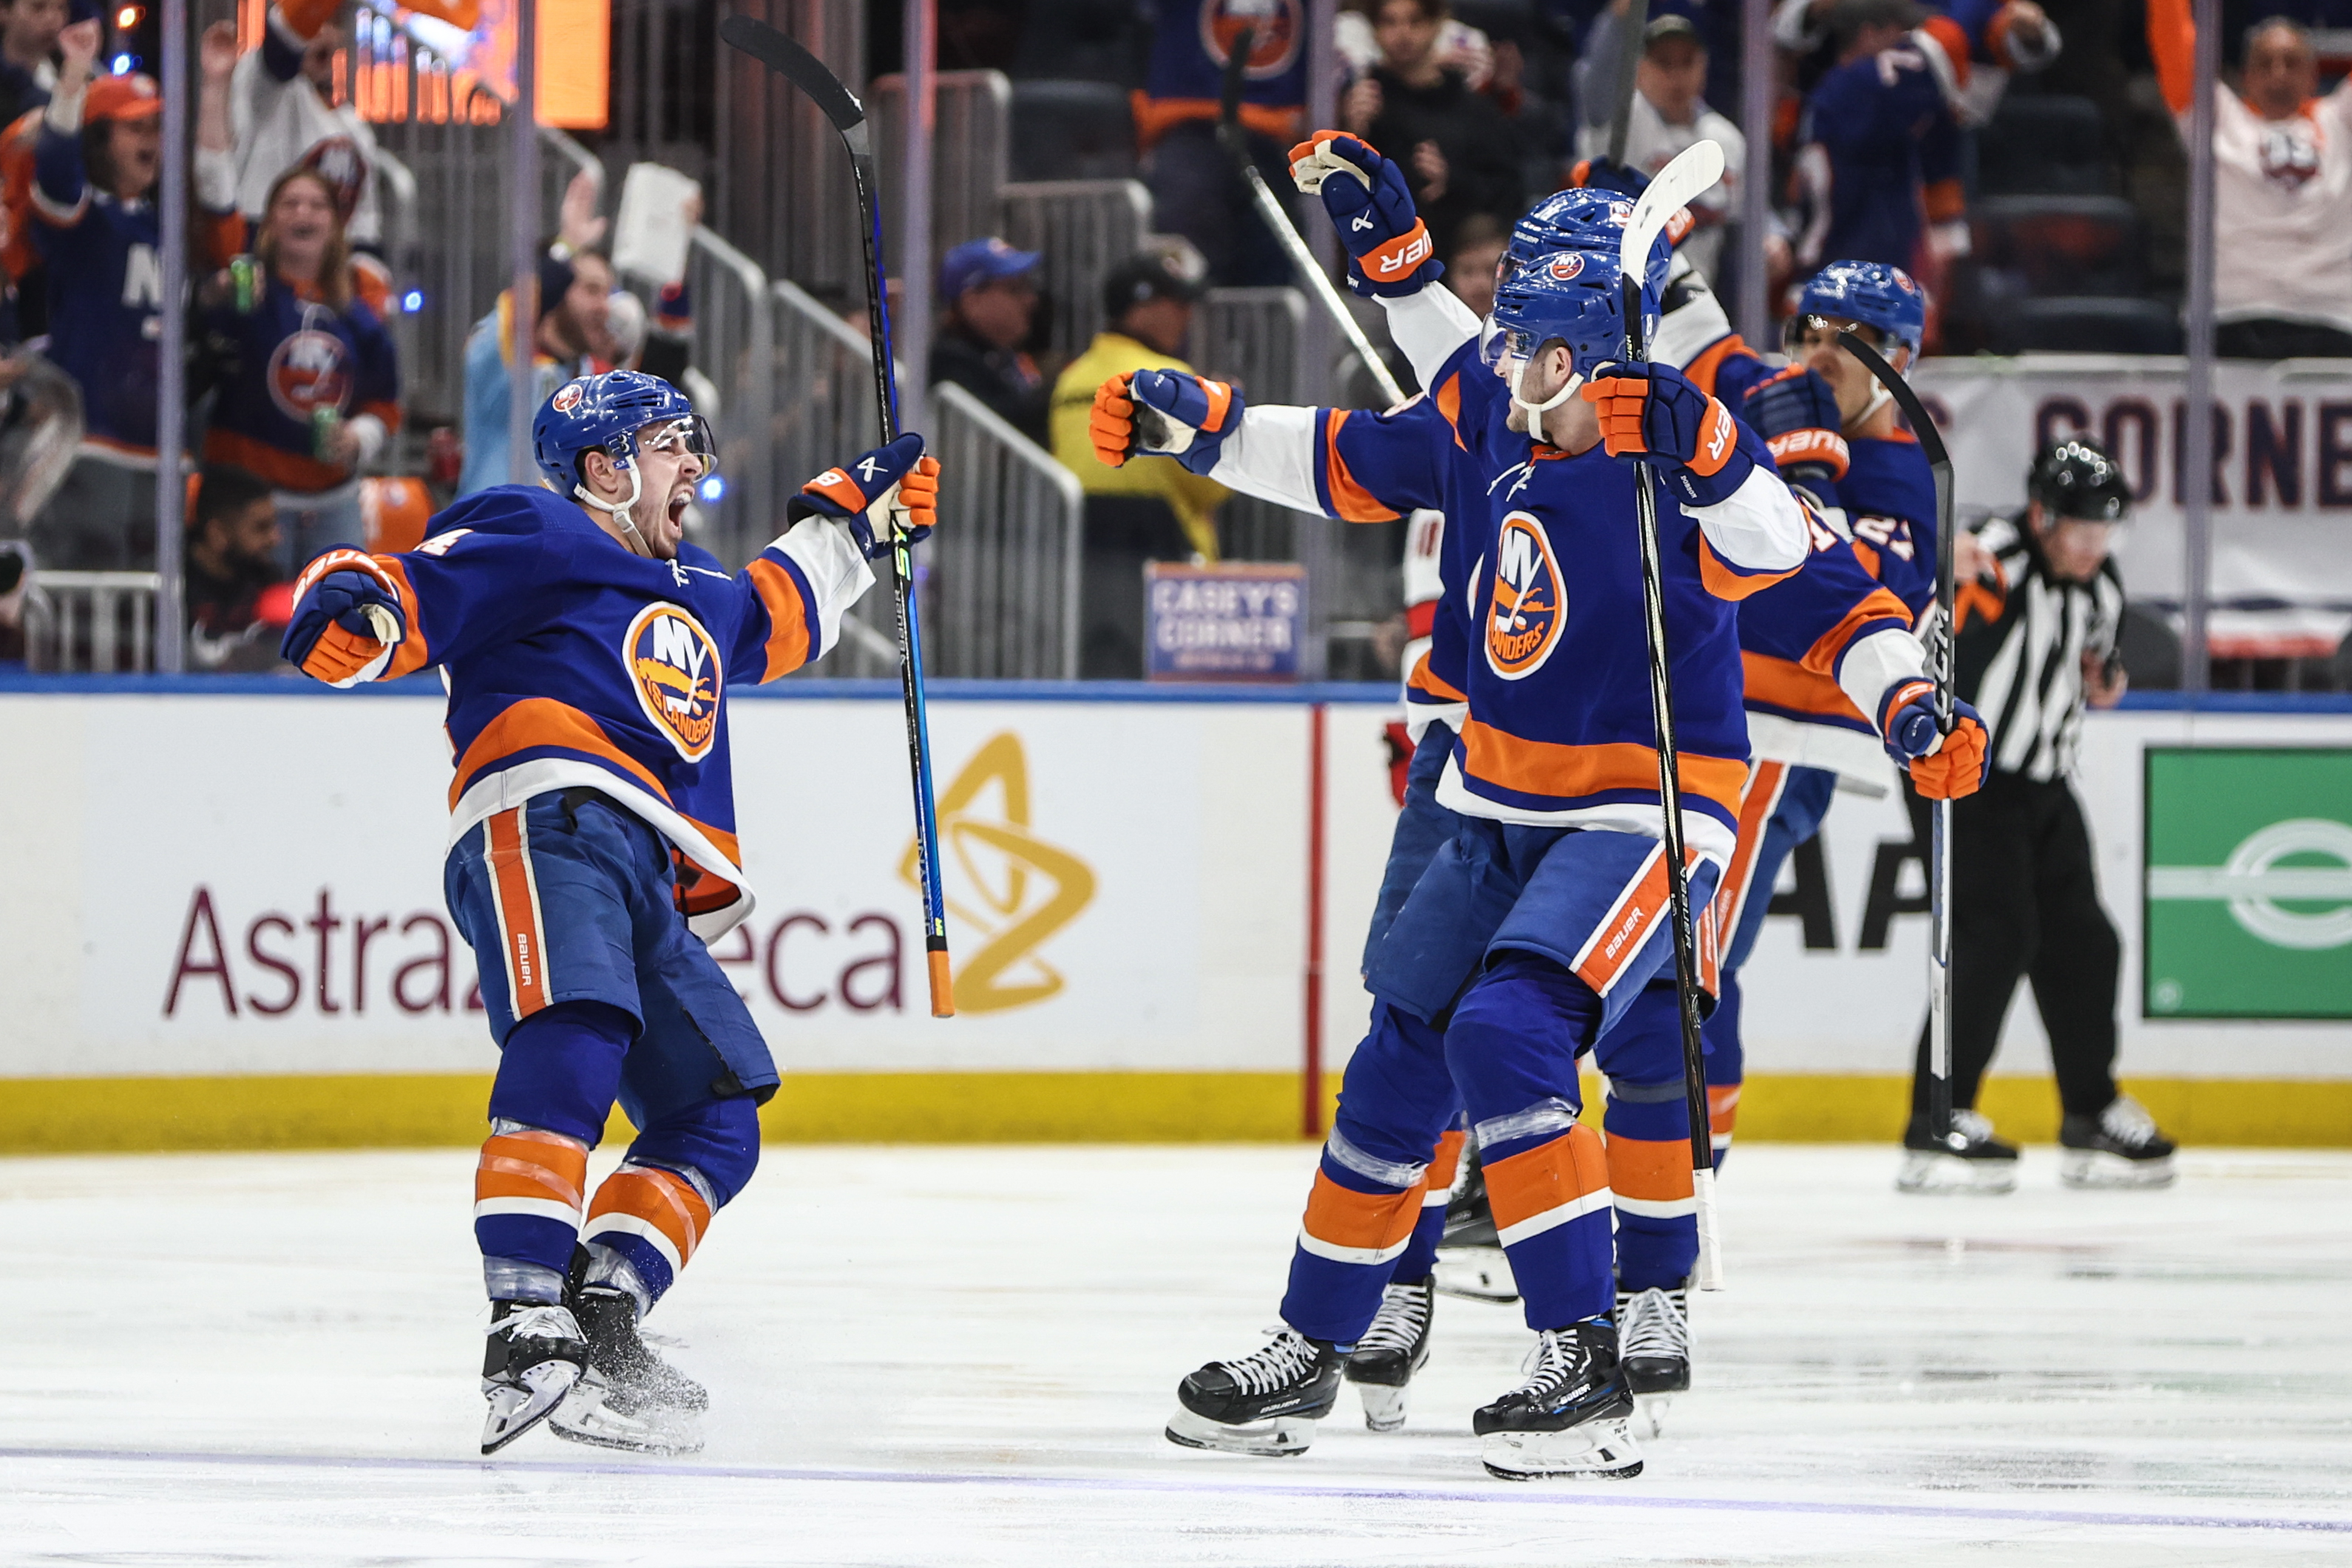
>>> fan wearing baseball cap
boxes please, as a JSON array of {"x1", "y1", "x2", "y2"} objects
[
  {"x1": 929, "y1": 237, "x2": 1048, "y2": 445},
  {"x1": 27, "y1": 13, "x2": 243, "y2": 573}
]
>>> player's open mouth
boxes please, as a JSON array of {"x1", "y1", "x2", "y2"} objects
[{"x1": 667, "y1": 491, "x2": 690, "y2": 523}]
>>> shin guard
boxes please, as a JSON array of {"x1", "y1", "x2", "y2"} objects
[
  {"x1": 474, "y1": 1127, "x2": 591, "y2": 1292},
  {"x1": 1602, "y1": 1084, "x2": 1698, "y2": 1292}
]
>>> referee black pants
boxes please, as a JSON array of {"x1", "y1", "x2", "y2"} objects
[{"x1": 1906, "y1": 773, "x2": 2122, "y2": 1124}]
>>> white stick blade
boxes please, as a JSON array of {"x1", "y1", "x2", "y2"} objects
[{"x1": 1619, "y1": 139, "x2": 1727, "y2": 276}]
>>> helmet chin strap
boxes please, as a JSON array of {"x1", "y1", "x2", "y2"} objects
[
  {"x1": 1509, "y1": 353, "x2": 1583, "y2": 446},
  {"x1": 575, "y1": 457, "x2": 653, "y2": 556}
]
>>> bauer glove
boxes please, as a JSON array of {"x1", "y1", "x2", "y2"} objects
[
  {"x1": 280, "y1": 552, "x2": 405, "y2": 687},
  {"x1": 1287, "y1": 131, "x2": 1443, "y2": 298},
  {"x1": 1580, "y1": 361, "x2": 1750, "y2": 502},
  {"x1": 1091, "y1": 370, "x2": 1246, "y2": 477},
  {"x1": 1881, "y1": 680, "x2": 1990, "y2": 800},
  {"x1": 1741, "y1": 364, "x2": 1850, "y2": 500},
  {"x1": 793, "y1": 433, "x2": 939, "y2": 560}
]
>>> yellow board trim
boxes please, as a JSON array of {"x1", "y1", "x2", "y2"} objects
[{"x1": 1, "y1": 1072, "x2": 2346, "y2": 1155}]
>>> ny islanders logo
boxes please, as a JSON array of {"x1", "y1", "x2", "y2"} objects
[
  {"x1": 1202, "y1": 0, "x2": 1302, "y2": 77},
  {"x1": 1545, "y1": 253, "x2": 1586, "y2": 281},
  {"x1": 1487, "y1": 512, "x2": 1566, "y2": 679},
  {"x1": 624, "y1": 603, "x2": 723, "y2": 761},
  {"x1": 264, "y1": 330, "x2": 354, "y2": 424}
]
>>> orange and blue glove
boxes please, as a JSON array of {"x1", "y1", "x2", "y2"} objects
[
  {"x1": 1091, "y1": 369, "x2": 1246, "y2": 476},
  {"x1": 1287, "y1": 131, "x2": 1443, "y2": 298},
  {"x1": 280, "y1": 559, "x2": 404, "y2": 686},
  {"x1": 793, "y1": 432, "x2": 938, "y2": 559},
  {"x1": 1741, "y1": 364, "x2": 1850, "y2": 502},
  {"x1": 1579, "y1": 360, "x2": 1752, "y2": 503},
  {"x1": 1882, "y1": 679, "x2": 1990, "y2": 799}
]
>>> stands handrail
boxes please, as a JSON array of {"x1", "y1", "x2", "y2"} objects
[
  {"x1": 929, "y1": 381, "x2": 1084, "y2": 680},
  {"x1": 21, "y1": 571, "x2": 159, "y2": 673}
]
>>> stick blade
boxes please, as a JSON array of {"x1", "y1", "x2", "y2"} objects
[
  {"x1": 1619, "y1": 138, "x2": 1725, "y2": 277},
  {"x1": 719, "y1": 14, "x2": 864, "y2": 132}
]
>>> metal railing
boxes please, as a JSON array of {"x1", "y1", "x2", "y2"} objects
[
  {"x1": 712, "y1": 0, "x2": 870, "y2": 308},
  {"x1": 21, "y1": 572, "x2": 158, "y2": 673},
  {"x1": 929, "y1": 382, "x2": 1083, "y2": 679},
  {"x1": 872, "y1": 69, "x2": 1013, "y2": 280},
  {"x1": 997, "y1": 180, "x2": 1153, "y2": 364}
]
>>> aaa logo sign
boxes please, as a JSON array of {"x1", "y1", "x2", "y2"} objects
[{"x1": 901, "y1": 732, "x2": 1096, "y2": 1014}]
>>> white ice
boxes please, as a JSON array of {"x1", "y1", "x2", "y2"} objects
[{"x1": 3, "y1": 1143, "x2": 2349, "y2": 1567}]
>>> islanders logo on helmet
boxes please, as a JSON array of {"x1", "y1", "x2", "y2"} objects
[
  {"x1": 1545, "y1": 253, "x2": 1587, "y2": 282},
  {"x1": 551, "y1": 381, "x2": 586, "y2": 415},
  {"x1": 625, "y1": 603, "x2": 724, "y2": 761},
  {"x1": 1487, "y1": 512, "x2": 1567, "y2": 679}
]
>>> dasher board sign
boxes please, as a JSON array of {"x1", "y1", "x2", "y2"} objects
[{"x1": 1146, "y1": 563, "x2": 1306, "y2": 682}]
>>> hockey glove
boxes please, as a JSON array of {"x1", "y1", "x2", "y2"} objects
[
  {"x1": 1880, "y1": 680, "x2": 1990, "y2": 800},
  {"x1": 1112, "y1": 369, "x2": 1246, "y2": 477},
  {"x1": 1580, "y1": 362, "x2": 1748, "y2": 498},
  {"x1": 1287, "y1": 131, "x2": 1443, "y2": 298},
  {"x1": 281, "y1": 557, "x2": 404, "y2": 686},
  {"x1": 793, "y1": 433, "x2": 938, "y2": 560},
  {"x1": 1741, "y1": 364, "x2": 1850, "y2": 500}
]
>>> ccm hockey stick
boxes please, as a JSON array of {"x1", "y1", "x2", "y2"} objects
[
  {"x1": 718, "y1": 13, "x2": 955, "y2": 1017},
  {"x1": 1219, "y1": 27, "x2": 1406, "y2": 406},
  {"x1": 1616, "y1": 138, "x2": 1727, "y2": 1290},
  {"x1": 1836, "y1": 331, "x2": 1957, "y2": 1144}
]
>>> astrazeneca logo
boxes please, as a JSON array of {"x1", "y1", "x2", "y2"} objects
[
  {"x1": 2147, "y1": 817, "x2": 2352, "y2": 951},
  {"x1": 1486, "y1": 512, "x2": 1566, "y2": 679},
  {"x1": 623, "y1": 603, "x2": 723, "y2": 761}
]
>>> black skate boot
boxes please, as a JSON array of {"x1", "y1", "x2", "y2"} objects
[
  {"x1": 1898, "y1": 1108, "x2": 2021, "y2": 1194},
  {"x1": 575, "y1": 1283, "x2": 710, "y2": 1416},
  {"x1": 1434, "y1": 1153, "x2": 1520, "y2": 1303},
  {"x1": 481, "y1": 1300, "x2": 587, "y2": 1454},
  {"x1": 2060, "y1": 1096, "x2": 2177, "y2": 1189},
  {"x1": 1346, "y1": 1277, "x2": 1434, "y2": 1432},
  {"x1": 1474, "y1": 1319, "x2": 1642, "y2": 1480},
  {"x1": 1616, "y1": 1282, "x2": 1691, "y2": 1438},
  {"x1": 1165, "y1": 1330, "x2": 1345, "y2": 1456}
]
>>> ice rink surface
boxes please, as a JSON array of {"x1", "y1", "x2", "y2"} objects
[{"x1": 4, "y1": 1141, "x2": 2349, "y2": 1567}]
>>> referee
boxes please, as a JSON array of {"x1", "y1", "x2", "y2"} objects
[{"x1": 1899, "y1": 438, "x2": 2178, "y2": 1194}]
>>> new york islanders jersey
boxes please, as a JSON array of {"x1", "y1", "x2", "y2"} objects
[
  {"x1": 202, "y1": 274, "x2": 401, "y2": 492},
  {"x1": 1790, "y1": 41, "x2": 1964, "y2": 274},
  {"x1": 1838, "y1": 430, "x2": 1940, "y2": 618},
  {"x1": 290, "y1": 484, "x2": 874, "y2": 939},
  {"x1": 1137, "y1": 0, "x2": 1308, "y2": 148}
]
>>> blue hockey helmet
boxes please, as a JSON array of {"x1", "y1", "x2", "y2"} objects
[
  {"x1": 1789, "y1": 259, "x2": 1928, "y2": 359},
  {"x1": 1484, "y1": 243, "x2": 1657, "y2": 442},
  {"x1": 1499, "y1": 188, "x2": 1672, "y2": 302},
  {"x1": 531, "y1": 369, "x2": 716, "y2": 497}
]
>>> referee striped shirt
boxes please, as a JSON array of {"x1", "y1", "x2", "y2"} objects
[{"x1": 1952, "y1": 516, "x2": 2124, "y2": 782}]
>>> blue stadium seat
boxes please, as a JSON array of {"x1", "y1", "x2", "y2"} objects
[
  {"x1": 1989, "y1": 296, "x2": 2183, "y2": 355},
  {"x1": 1976, "y1": 95, "x2": 2115, "y2": 197},
  {"x1": 1973, "y1": 194, "x2": 2143, "y2": 299}
]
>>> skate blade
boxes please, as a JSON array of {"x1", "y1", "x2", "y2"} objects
[
  {"x1": 1632, "y1": 1394, "x2": 1672, "y2": 1442},
  {"x1": 1355, "y1": 1381, "x2": 1408, "y2": 1433},
  {"x1": 1897, "y1": 1151, "x2": 2019, "y2": 1195},
  {"x1": 480, "y1": 1360, "x2": 581, "y2": 1455},
  {"x1": 1481, "y1": 1419, "x2": 1644, "y2": 1480},
  {"x1": 2061, "y1": 1150, "x2": 2177, "y2": 1189},
  {"x1": 1432, "y1": 1246, "x2": 1520, "y2": 1303},
  {"x1": 1165, "y1": 1404, "x2": 1319, "y2": 1456},
  {"x1": 548, "y1": 1377, "x2": 705, "y2": 1456}
]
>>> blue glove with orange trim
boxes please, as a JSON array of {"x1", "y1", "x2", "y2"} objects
[
  {"x1": 1091, "y1": 369, "x2": 1246, "y2": 477},
  {"x1": 1741, "y1": 364, "x2": 1850, "y2": 500},
  {"x1": 280, "y1": 562, "x2": 403, "y2": 685},
  {"x1": 1288, "y1": 131, "x2": 1443, "y2": 298},
  {"x1": 792, "y1": 433, "x2": 938, "y2": 559},
  {"x1": 1579, "y1": 360, "x2": 1752, "y2": 503},
  {"x1": 1881, "y1": 679, "x2": 1990, "y2": 799}
]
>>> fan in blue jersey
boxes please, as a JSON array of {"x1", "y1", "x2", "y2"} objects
[
  {"x1": 279, "y1": 370, "x2": 939, "y2": 1458},
  {"x1": 1788, "y1": 0, "x2": 1966, "y2": 282}
]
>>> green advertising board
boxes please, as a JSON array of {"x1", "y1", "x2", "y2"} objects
[{"x1": 2143, "y1": 747, "x2": 2352, "y2": 1019}]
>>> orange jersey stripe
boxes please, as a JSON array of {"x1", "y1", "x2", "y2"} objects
[
  {"x1": 1699, "y1": 534, "x2": 1799, "y2": 602},
  {"x1": 1482, "y1": 1122, "x2": 1609, "y2": 1231},
  {"x1": 1324, "y1": 410, "x2": 1400, "y2": 523},
  {"x1": 1458, "y1": 722, "x2": 1747, "y2": 819},
  {"x1": 1434, "y1": 373, "x2": 1465, "y2": 447},
  {"x1": 1604, "y1": 1133, "x2": 1697, "y2": 1204},
  {"x1": 484, "y1": 806, "x2": 552, "y2": 1019},
  {"x1": 1406, "y1": 656, "x2": 1467, "y2": 705},
  {"x1": 586, "y1": 1166, "x2": 714, "y2": 1267},
  {"x1": 450, "y1": 699, "x2": 674, "y2": 811},
  {"x1": 1426, "y1": 1128, "x2": 1467, "y2": 1193},
  {"x1": 746, "y1": 555, "x2": 813, "y2": 681},
  {"x1": 1711, "y1": 759, "x2": 1789, "y2": 939},
  {"x1": 1742, "y1": 652, "x2": 1865, "y2": 722},
  {"x1": 1301, "y1": 1170, "x2": 1426, "y2": 1252},
  {"x1": 1708, "y1": 1084, "x2": 1741, "y2": 1139},
  {"x1": 203, "y1": 429, "x2": 356, "y2": 495},
  {"x1": 1681, "y1": 335, "x2": 1750, "y2": 400},
  {"x1": 1802, "y1": 586, "x2": 1911, "y2": 676}
]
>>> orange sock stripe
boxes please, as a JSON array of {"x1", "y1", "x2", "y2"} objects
[
  {"x1": 474, "y1": 1130, "x2": 589, "y2": 1210},
  {"x1": 1425, "y1": 1128, "x2": 1466, "y2": 1192},
  {"x1": 586, "y1": 1167, "x2": 713, "y2": 1266},
  {"x1": 1708, "y1": 1084, "x2": 1742, "y2": 1138},
  {"x1": 1483, "y1": 1123, "x2": 1611, "y2": 1233},
  {"x1": 1300, "y1": 1170, "x2": 1426, "y2": 1253},
  {"x1": 1604, "y1": 1133, "x2": 1697, "y2": 1203}
]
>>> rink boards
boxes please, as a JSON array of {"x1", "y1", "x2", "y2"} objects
[{"x1": 1, "y1": 677, "x2": 2348, "y2": 1150}]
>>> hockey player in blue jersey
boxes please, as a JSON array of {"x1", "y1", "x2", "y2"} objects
[{"x1": 279, "y1": 370, "x2": 939, "y2": 1456}]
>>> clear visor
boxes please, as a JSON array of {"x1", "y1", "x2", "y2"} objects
[
  {"x1": 635, "y1": 415, "x2": 719, "y2": 479},
  {"x1": 1480, "y1": 325, "x2": 1555, "y2": 373}
]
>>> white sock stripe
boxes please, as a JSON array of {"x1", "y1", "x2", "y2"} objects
[
  {"x1": 1420, "y1": 1187, "x2": 1452, "y2": 1207},
  {"x1": 1494, "y1": 1187, "x2": 1616, "y2": 1249},
  {"x1": 472, "y1": 1196, "x2": 585, "y2": 1227},
  {"x1": 1295, "y1": 1229, "x2": 1415, "y2": 1266},
  {"x1": 584, "y1": 1210, "x2": 685, "y2": 1272},
  {"x1": 1614, "y1": 1194, "x2": 1699, "y2": 1219}
]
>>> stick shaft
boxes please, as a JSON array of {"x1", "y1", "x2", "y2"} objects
[
  {"x1": 1241, "y1": 163, "x2": 1407, "y2": 405},
  {"x1": 1607, "y1": 0, "x2": 1653, "y2": 166}
]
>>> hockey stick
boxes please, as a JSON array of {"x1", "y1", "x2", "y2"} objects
[
  {"x1": 1605, "y1": 0, "x2": 1653, "y2": 166},
  {"x1": 1616, "y1": 138, "x2": 1727, "y2": 1291},
  {"x1": 1219, "y1": 27, "x2": 1407, "y2": 407},
  {"x1": 1834, "y1": 331, "x2": 1956, "y2": 1144},
  {"x1": 719, "y1": 13, "x2": 955, "y2": 1018}
]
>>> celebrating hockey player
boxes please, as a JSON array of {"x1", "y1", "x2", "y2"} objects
[{"x1": 276, "y1": 370, "x2": 938, "y2": 1455}]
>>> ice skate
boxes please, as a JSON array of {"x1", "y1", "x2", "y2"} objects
[
  {"x1": 1165, "y1": 1329, "x2": 1344, "y2": 1456},
  {"x1": 1346, "y1": 1277, "x2": 1434, "y2": 1432},
  {"x1": 2061, "y1": 1096, "x2": 2178, "y2": 1189},
  {"x1": 480, "y1": 1300, "x2": 587, "y2": 1454},
  {"x1": 546, "y1": 1368, "x2": 706, "y2": 1456},
  {"x1": 1616, "y1": 1282, "x2": 1690, "y2": 1439},
  {"x1": 1474, "y1": 1321, "x2": 1642, "y2": 1479},
  {"x1": 1897, "y1": 1109, "x2": 2021, "y2": 1194},
  {"x1": 575, "y1": 1283, "x2": 709, "y2": 1415}
]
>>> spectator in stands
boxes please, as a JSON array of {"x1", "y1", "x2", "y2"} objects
[
  {"x1": 929, "y1": 237, "x2": 1048, "y2": 447},
  {"x1": 231, "y1": 0, "x2": 390, "y2": 308},
  {"x1": 1789, "y1": 0, "x2": 1967, "y2": 288},
  {"x1": 2151, "y1": 4, "x2": 2352, "y2": 357},
  {"x1": 458, "y1": 172, "x2": 611, "y2": 495},
  {"x1": 1575, "y1": 13, "x2": 1746, "y2": 280},
  {"x1": 30, "y1": 18, "x2": 241, "y2": 571},
  {"x1": 0, "y1": 0, "x2": 65, "y2": 126},
  {"x1": 1343, "y1": 0, "x2": 1522, "y2": 260},
  {"x1": 1137, "y1": 0, "x2": 1309, "y2": 287},
  {"x1": 1443, "y1": 210, "x2": 1508, "y2": 319},
  {"x1": 197, "y1": 166, "x2": 400, "y2": 574},
  {"x1": 1049, "y1": 250, "x2": 1227, "y2": 678},
  {"x1": 601, "y1": 278, "x2": 695, "y2": 386},
  {"x1": 183, "y1": 464, "x2": 294, "y2": 673}
]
